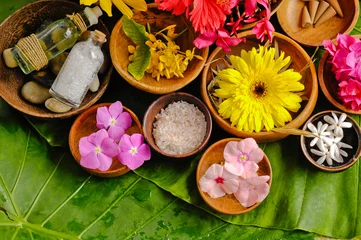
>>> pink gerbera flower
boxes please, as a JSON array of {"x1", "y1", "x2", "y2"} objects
[
  {"x1": 223, "y1": 138, "x2": 264, "y2": 178},
  {"x1": 79, "y1": 129, "x2": 120, "y2": 171},
  {"x1": 199, "y1": 164, "x2": 239, "y2": 198},
  {"x1": 96, "y1": 101, "x2": 132, "y2": 142},
  {"x1": 117, "y1": 134, "x2": 151, "y2": 170},
  {"x1": 235, "y1": 175, "x2": 270, "y2": 207}
]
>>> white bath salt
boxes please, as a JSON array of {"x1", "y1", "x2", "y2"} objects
[{"x1": 153, "y1": 100, "x2": 207, "y2": 155}]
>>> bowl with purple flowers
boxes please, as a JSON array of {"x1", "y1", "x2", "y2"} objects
[
  {"x1": 300, "y1": 110, "x2": 361, "y2": 172},
  {"x1": 69, "y1": 101, "x2": 151, "y2": 178}
]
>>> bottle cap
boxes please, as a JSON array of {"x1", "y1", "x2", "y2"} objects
[
  {"x1": 84, "y1": 6, "x2": 103, "y2": 26},
  {"x1": 93, "y1": 30, "x2": 107, "y2": 44},
  {"x1": 3, "y1": 48, "x2": 18, "y2": 68}
]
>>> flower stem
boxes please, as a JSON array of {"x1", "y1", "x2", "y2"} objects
[
  {"x1": 354, "y1": 27, "x2": 361, "y2": 33},
  {"x1": 171, "y1": 28, "x2": 188, "y2": 41}
]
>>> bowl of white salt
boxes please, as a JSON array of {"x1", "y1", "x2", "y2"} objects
[{"x1": 143, "y1": 92, "x2": 212, "y2": 159}]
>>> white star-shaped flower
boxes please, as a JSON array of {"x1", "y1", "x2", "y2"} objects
[
  {"x1": 307, "y1": 121, "x2": 331, "y2": 147},
  {"x1": 324, "y1": 112, "x2": 352, "y2": 137}
]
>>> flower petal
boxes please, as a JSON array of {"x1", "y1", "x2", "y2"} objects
[
  {"x1": 101, "y1": 137, "x2": 119, "y2": 157},
  {"x1": 97, "y1": 152, "x2": 113, "y2": 171},
  {"x1": 207, "y1": 184, "x2": 226, "y2": 198},
  {"x1": 222, "y1": 179, "x2": 239, "y2": 194},
  {"x1": 79, "y1": 136, "x2": 95, "y2": 156},
  {"x1": 115, "y1": 112, "x2": 132, "y2": 130},
  {"x1": 204, "y1": 164, "x2": 223, "y2": 179},
  {"x1": 119, "y1": 134, "x2": 132, "y2": 152},
  {"x1": 96, "y1": 106, "x2": 111, "y2": 129},
  {"x1": 80, "y1": 151, "x2": 99, "y2": 169},
  {"x1": 108, "y1": 125, "x2": 125, "y2": 143},
  {"x1": 109, "y1": 101, "x2": 123, "y2": 119},
  {"x1": 100, "y1": 0, "x2": 113, "y2": 17},
  {"x1": 224, "y1": 141, "x2": 239, "y2": 163},
  {"x1": 94, "y1": 129, "x2": 109, "y2": 147},
  {"x1": 224, "y1": 161, "x2": 244, "y2": 176},
  {"x1": 237, "y1": 138, "x2": 259, "y2": 153},
  {"x1": 136, "y1": 143, "x2": 151, "y2": 161},
  {"x1": 248, "y1": 147, "x2": 264, "y2": 163},
  {"x1": 112, "y1": 0, "x2": 133, "y2": 18},
  {"x1": 242, "y1": 161, "x2": 259, "y2": 179},
  {"x1": 130, "y1": 133, "x2": 144, "y2": 148},
  {"x1": 255, "y1": 182, "x2": 270, "y2": 202},
  {"x1": 199, "y1": 175, "x2": 216, "y2": 192}
]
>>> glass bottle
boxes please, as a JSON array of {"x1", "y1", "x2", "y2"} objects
[
  {"x1": 3, "y1": 6, "x2": 102, "y2": 74},
  {"x1": 49, "y1": 30, "x2": 105, "y2": 108}
]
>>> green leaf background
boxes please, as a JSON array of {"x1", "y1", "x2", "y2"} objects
[{"x1": 1, "y1": 1, "x2": 361, "y2": 239}]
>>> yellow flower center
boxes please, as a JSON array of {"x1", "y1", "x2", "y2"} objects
[
  {"x1": 110, "y1": 119, "x2": 116, "y2": 125},
  {"x1": 95, "y1": 147, "x2": 101, "y2": 153},
  {"x1": 249, "y1": 185, "x2": 255, "y2": 189},
  {"x1": 131, "y1": 147, "x2": 137, "y2": 156}
]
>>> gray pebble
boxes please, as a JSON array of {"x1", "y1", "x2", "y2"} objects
[
  {"x1": 89, "y1": 75, "x2": 100, "y2": 92},
  {"x1": 21, "y1": 81, "x2": 51, "y2": 104},
  {"x1": 45, "y1": 98, "x2": 72, "y2": 113},
  {"x1": 31, "y1": 70, "x2": 55, "y2": 87}
]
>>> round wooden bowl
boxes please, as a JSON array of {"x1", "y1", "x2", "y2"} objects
[
  {"x1": 201, "y1": 31, "x2": 318, "y2": 143},
  {"x1": 277, "y1": 0, "x2": 359, "y2": 46},
  {"x1": 0, "y1": 0, "x2": 112, "y2": 119},
  {"x1": 69, "y1": 103, "x2": 142, "y2": 178},
  {"x1": 196, "y1": 138, "x2": 272, "y2": 215},
  {"x1": 300, "y1": 111, "x2": 361, "y2": 172},
  {"x1": 318, "y1": 35, "x2": 361, "y2": 115},
  {"x1": 110, "y1": 3, "x2": 208, "y2": 95},
  {"x1": 242, "y1": 0, "x2": 284, "y2": 29},
  {"x1": 142, "y1": 92, "x2": 212, "y2": 159}
]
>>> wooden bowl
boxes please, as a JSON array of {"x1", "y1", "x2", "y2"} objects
[
  {"x1": 201, "y1": 31, "x2": 318, "y2": 143},
  {"x1": 318, "y1": 35, "x2": 361, "y2": 115},
  {"x1": 110, "y1": 3, "x2": 208, "y2": 95},
  {"x1": 142, "y1": 92, "x2": 212, "y2": 159},
  {"x1": 196, "y1": 138, "x2": 272, "y2": 215},
  {"x1": 69, "y1": 103, "x2": 142, "y2": 177},
  {"x1": 300, "y1": 111, "x2": 361, "y2": 172},
  {"x1": 242, "y1": 0, "x2": 284, "y2": 29},
  {"x1": 0, "y1": 0, "x2": 112, "y2": 119},
  {"x1": 277, "y1": 0, "x2": 359, "y2": 46}
]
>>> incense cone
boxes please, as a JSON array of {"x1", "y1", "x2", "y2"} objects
[
  {"x1": 308, "y1": 1, "x2": 320, "y2": 23},
  {"x1": 315, "y1": 6, "x2": 337, "y2": 27},
  {"x1": 301, "y1": 6, "x2": 312, "y2": 28},
  {"x1": 326, "y1": 0, "x2": 343, "y2": 17},
  {"x1": 314, "y1": 1, "x2": 330, "y2": 23}
]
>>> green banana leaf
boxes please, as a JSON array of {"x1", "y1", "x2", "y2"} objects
[{"x1": 0, "y1": 98, "x2": 317, "y2": 239}]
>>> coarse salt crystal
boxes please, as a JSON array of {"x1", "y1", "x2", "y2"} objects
[{"x1": 153, "y1": 100, "x2": 207, "y2": 155}]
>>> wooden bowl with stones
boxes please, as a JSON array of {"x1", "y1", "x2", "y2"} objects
[
  {"x1": 110, "y1": 3, "x2": 208, "y2": 95},
  {"x1": 196, "y1": 138, "x2": 272, "y2": 215},
  {"x1": 142, "y1": 92, "x2": 212, "y2": 159},
  {"x1": 0, "y1": 0, "x2": 112, "y2": 119},
  {"x1": 69, "y1": 103, "x2": 142, "y2": 178},
  {"x1": 201, "y1": 31, "x2": 318, "y2": 143},
  {"x1": 277, "y1": 0, "x2": 359, "y2": 46},
  {"x1": 300, "y1": 110, "x2": 361, "y2": 172},
  {"x1": 318, "y1": 35, "x2": 361, "y2": 115}
]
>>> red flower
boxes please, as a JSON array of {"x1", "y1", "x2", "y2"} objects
[{"x1": 155, "y1": 0, "x2": 192, "y2": 15}]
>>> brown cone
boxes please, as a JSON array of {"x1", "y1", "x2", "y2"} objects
[
  {"x1": 302, "y1": 6, "x2": 312, "y2": 28},
  {"x1": 326, "y1": 0, "x2": 343, "y2": 17},
  {"x1": 315, "y1": 6, "x2": 337, "y2": 27},
  {"x1": 308, "y1": 1, "x2": 320, "y2": 23},
  {"x1": 314, "y1": 1, "x2": 330, "y2": 23}
]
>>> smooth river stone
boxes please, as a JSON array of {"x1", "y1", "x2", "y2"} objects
[
  {"x1": 50, "y1": 52, "x2": 68, "y2": 75},
  {"x1": 21, "y1": 81, "x2": 51, "y2": 104},
  {"x1": 31, "y1": 70, "x2": 55, "y2": 87},
  {"x1": 45, "y1": 98, "x2": 72, "y2": 113},
  {"x1": 89, "y1": 75, "x2": 100, "y2": 92}
]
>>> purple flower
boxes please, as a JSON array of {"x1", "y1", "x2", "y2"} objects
[
  {"x1": 117, "y1": 134, "x2": 151, "y2": 170},
  {"x1": 234, "y1": 175, "x2": 270, "y2": 208},
  {"x1": 223, "y1": 138, "x2": 264, "y2": 178},
  {"x1": 96, "y1": 101, "x2": 132, "y2": 142},
  {"x1": 79, "y1": 129, "x2": 120, "y2": 171}
]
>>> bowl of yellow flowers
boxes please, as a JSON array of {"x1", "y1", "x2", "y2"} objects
[
  {"x1": 110, "y1": 4, "x2": 208, "y2": 95},
  {"x1": 201, "y1": 31, "x2": 318, "y2": 143}
]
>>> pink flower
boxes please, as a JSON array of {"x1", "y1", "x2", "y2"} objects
[
  {"x1": 117, "y1": 134, "x2": 151, "y2": 170},
  {"x1": 215, "y1": 28, "x2": 245, "y2": 53},
  {"x1": 79, "y1": 129, "x2": 120, "y2": 171},
  {"x1": 223, "y1": 138, "x2": 264, "y2": 178},
  {"x1": 337, "y1": 33, "x2": 360, "y2": 51},
  {"x1": 194, "y1": 30, "x2": 218, "y2": 49},
  {"x1": 322, "y1": 40, "x2": 337, "y2": 57},
  {"x1": 339, "y1": 79, "x2": 361, "y2": 111},
  {"x1": 96, "y1": 101, "x2": 132, "y2": 142},
  {"x1": 245, "y1": 0, "x2": 270, "y2": 17},
  {"x1": 155, "y1": 0, "x2": 192, "y2": 15},
  {"x1": 234, "y1": 175, "x2": 270, "y2": 208},
  {"x1": 252, "y1": 18, "x2": 275, "y2": 42},
  {"x1": 199, "y1": 164, "x2": 239, "y2": 198}
]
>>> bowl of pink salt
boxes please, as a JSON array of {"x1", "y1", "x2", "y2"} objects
[{"x1": 143, "y1": 92, "x2": 212, "y2": 159}]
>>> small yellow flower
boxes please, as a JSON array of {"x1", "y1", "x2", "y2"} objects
[
  {"x1": 214, "y1": 46, "x2": 304, "y2": 132},
  {"x1": 80, "y1": 0, "x2": 147, "y2": 18}
]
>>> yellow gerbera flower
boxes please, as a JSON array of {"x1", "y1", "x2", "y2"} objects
[
  {"x1": 214, "y1": 46, "x2": 304, "y2": 133},
  {"x1": 80, "y1": 0, "x2": 147, "y2": 18}
]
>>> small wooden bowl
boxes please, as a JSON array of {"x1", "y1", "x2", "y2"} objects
[
  {"x1": 69, "y1": 103, "x2": 142, "y2": 178},
  {"x1": 277, "y1": 0, "x2": 359, "y2": 46},
  {"x1": 300, "y1": 111, "x2": 361, "y2": 172},
  {"x1": 142, "y1": 92, "x2": 212, "y2": 159},
  {"x1": 318, "y1": 35, "x2": 361, "y2": 115},
  {"x1": 201, "y1": 31, "x2": 318, "y2": 142},
  {"x1": 242, "y1": 0, "x2": 284, "y2": 29},
  {"x1": 110, "y1": 3, "x2": 208, "y2": 95},
  {"x1": 0, "y1": 0, "x2": 112, "y2": 119},
  {"x1": 196, "y1": 138, "x2": 272, "y2": 215}
]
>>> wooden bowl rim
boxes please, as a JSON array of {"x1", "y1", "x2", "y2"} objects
[
  {"x1": 0, "y1": 0, "x2": 112, "y2": 119},
  {"x1": 276, "y1": 0, "x2": 360, "y2": 46},
  {"x1": 142, "y1": 92, "x2": 213, "y2": 159},
  {"x1": 201, "y1": 30, "x2": 318, "y2": 142},
  {"x1": 69, "y1": 102, "x2": 142, "y2": 177},
  {"x1": 318, "y1": 35, "x2": 361, "y2": 115},
  {"x1": 109, "y1": 3, "x2": 209, "y2": 95},
  {"x1": 300, "y1": 110, "x2": 361, "y2": 172},
  {"x1": 196, "y1": 137, "x2": 272, "y2": 215}
]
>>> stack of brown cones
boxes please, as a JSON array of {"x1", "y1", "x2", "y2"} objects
[{"x1": 301, "y1": 0, "x2": 343, "y2": 28}]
